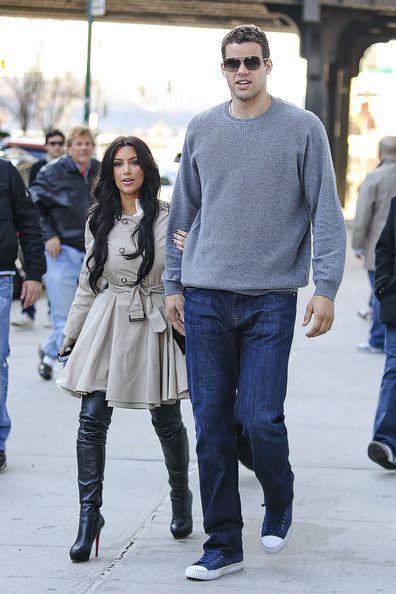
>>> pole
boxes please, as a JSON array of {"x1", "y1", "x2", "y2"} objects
[{"x1": 84, "y1": 0, "x2": 93, "y2": 125}]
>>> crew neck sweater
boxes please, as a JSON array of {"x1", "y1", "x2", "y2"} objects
[{"x1": 163, "y1": 97, "x2": 346, "y2": 300}]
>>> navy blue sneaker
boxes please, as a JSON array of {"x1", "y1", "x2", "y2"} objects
[
  {"x1": 261, "y1": 505, "x2": 292, "y2": 554},
  {"x1": 185, "y1": 550, "x2": 243, "y2": 581}
]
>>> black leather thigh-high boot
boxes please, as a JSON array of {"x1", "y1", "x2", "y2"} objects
[
  {"x1": 70, "y1": 391, "x2": 113, "y2": 562},
  {"x1": 150, "y1": 401, "x2": 192, "y2": 539}
]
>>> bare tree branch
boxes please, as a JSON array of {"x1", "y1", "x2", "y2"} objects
[
  {"x1": 38, "y1": 72, "x2": 82, "y2": 133},
  {"x1": 0, "y1": 69, "x2": 82, "y2": 134},
  {"x1": 1, "y1": 68, "x2": 44, "y2": 132}
]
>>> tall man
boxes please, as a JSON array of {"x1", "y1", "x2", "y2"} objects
[
  {"x1": 0, "y1": 159, "x2": 46, "y2": 472},
  {"x1": 31, "y1": 126, "x2": 100, "y2": 380},
  {"x1": 12, "y1": 129, "x2": 66, "y2": 329},
  {"x1": 164, "y1": 25, "x2": 346, "y2": 581},
  {"x1": 352, "y1": 136, "x2": 396, "y2": 353}
]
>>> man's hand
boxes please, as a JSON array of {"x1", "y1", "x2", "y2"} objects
[
  {"x1": 21, "y1": 280, "x2": 42, "y2": 308},
  {"x1": 302, "y1": 295, "x2": 334, "y2": 338},
  {"x1": 165, "y1": 294, "x2": 185, "y2": 336},
  {"x1": 46, "y1": 236, "x2": 61, "y2": 258}
]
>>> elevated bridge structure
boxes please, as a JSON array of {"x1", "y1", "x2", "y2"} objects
[{"x1": 2, "y1": 0, "x2": 396, "y2": 202}]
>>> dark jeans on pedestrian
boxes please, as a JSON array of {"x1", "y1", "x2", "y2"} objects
[
  {"x1": 373, "y1": 324, "x2": 396, "y2": 453},
  {"x1": 0, "y1": 276, "x2": 13, "y2": 450},
  {"x1": 368, "y1": 271, "x2": 385, "y2": 350},
  {"x1": 184, "y1": 289, "x2": 296, "y2": 557}
]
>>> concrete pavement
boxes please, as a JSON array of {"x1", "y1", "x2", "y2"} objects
[{"x1": 1, "y1": 243, "x2": 395, "y2": 593}]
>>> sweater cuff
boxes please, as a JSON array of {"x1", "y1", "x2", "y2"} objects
[
  {"x1": 25, "y1": 266, "x2": 46, "y2": 283},
  {"x1": 164, "y1": 280, "x2": 184, "y2": 296},
  {"x1": 314, "y1": 280, "x2": 339, "y2": 302}
]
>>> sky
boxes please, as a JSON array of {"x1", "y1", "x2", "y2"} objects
[
  {"x1": 1, "y1": 15, "x2": 395, "y2": 212},
  {"x1": 0, "y1": 17, "x2": 307, "y2": 112}
]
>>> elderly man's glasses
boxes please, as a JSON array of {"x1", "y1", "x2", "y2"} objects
[{"x1": 223, "y1": 56, "x2": 269, "y2": 72}]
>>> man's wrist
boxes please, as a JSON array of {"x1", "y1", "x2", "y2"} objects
[{"x1": 313, "y1": 293, "x2": 334, "y2": 303}]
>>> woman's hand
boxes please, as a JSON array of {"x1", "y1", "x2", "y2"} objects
[
  {"x1": 59, "y1": 337, "x2": 76, "y2": 356},
  {"x1": 172, "y1": 230, "x2": 188, "y2": 252}
]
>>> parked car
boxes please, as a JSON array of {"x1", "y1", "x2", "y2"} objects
[
  {"x1": 0, "y1": 137, "x2": 46, "y2": 160},
  {"x1": 159, "y1": 162, "x2": 179, "y2": 202},
  {"x1": 0, "y1": 147, "x2": 38, "y2": 185}
]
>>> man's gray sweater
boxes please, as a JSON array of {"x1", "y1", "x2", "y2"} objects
[{"x1": 163, "y1": 97, "x2": 346, "y2": 300}]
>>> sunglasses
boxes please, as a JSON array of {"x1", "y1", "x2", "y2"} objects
[
  {"x1": 223, "y1": 56, "x2": 269, "y2": 72},
  {"x1": 48, "y1": 140, "x2": 64, "y2": 146}
]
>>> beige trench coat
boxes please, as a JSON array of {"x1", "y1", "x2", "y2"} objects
[
  {"x1": 56, "y1": 201, "x2": 188, "y2": 408},
  {"x1": 352, "y1": 158, "x2": 396, "y2": 271}
]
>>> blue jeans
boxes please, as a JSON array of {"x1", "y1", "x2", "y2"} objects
[
  {"x1": 373, "y1": 325, "x2": 396, "y2": 453},
  {"x1": 368, "y1": 271, "x2": 385, "y2": 350},
  {"x1": 41, "y1": 245, "x2": 85, "y2": 360},
  {"x1": 184, "y1": 289, "x2": 296, "y2": 557},
  {"x1": 0, "y1": 276, "x2": 13, "y2": 450}
]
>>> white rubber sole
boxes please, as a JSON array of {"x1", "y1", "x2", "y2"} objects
[
  {"x1": 261, "y1": 526, "x2": 291, "y2": 554},
  {"x1": 185, "y1": 561, "x2": 244, "y2": 581}
]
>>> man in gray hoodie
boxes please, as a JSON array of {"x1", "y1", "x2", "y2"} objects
[{"x1": 164, "y1": 24, "x2": 346, "y2": 581}]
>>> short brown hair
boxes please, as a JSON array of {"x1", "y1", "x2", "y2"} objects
[
  {"x1": 66, "y1": 126, "x2": 95, "y2": 147},
  {"x1": 221, "y1": 24, "x2": 270, "y2": 60}
]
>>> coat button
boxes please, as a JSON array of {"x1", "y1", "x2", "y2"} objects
[
  {"x1": 121, "y1": 277, "x2": 128, "y2": 284},
  {"x1": 122, "y1": 218, "x2": 128, "y2": 224},
  {"x1": 119, "y1": 247, "x2": 125, "y2": 254}
]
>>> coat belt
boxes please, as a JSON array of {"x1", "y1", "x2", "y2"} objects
[{"x1": 129, "y1": 283, "x2": 166, "y2": 333}]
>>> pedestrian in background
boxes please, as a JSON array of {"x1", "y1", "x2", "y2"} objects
[
  {"x1": 0, "y1": 159, "x2": 46, "y2": 472},
  {"x1": 164, "y1": 24, "x2": 346, "y2": 581},
  {"x1": 352, "y1": 136, "x2": 396, "y2": 354},
  {"x1": 368, "y1": 195, "x2": 396, "y2": 469},
  {"x1": 29, "y1": 129, "x2": 66, "y2": 185},
  {"x1": 30, "y1": 126, "x2": 100, "y2": 380},
  {"x1": 11, "y1": 129, "x2": 65, "y2": 330},
  {"x1": 56, "y1": 136, "x2": 192, "y2": 562}
]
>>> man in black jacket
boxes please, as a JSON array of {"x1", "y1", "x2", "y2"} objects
[
  {"x1": 12, "y1": 129, "x2": 66, "y2": 329},
  {"x1": 369, "y1": 196, "x2": 396, "y2": 469},
  {"x1": 31, "y1": 126, "x2": 100, "y2": 380},
  {"x1": 0, "y1": 159, "x2": 46, "y2": 472}
]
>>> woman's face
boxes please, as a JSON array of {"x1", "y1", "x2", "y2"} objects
[{"x1": 112, "y1": 145, "x2": 145, "y2": 200}]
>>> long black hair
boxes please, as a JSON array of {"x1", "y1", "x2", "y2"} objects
[{"x1": 87, "y1": 136, "x2": 160, "y2": 293}]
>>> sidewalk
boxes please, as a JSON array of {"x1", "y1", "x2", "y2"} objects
[{"x1": 1, "y1": 246, "x2": 395, "y2": 594}]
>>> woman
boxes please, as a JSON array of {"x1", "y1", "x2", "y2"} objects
[{"x1": 56, "y1": 136, "x2": 191, "y2": 562}]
